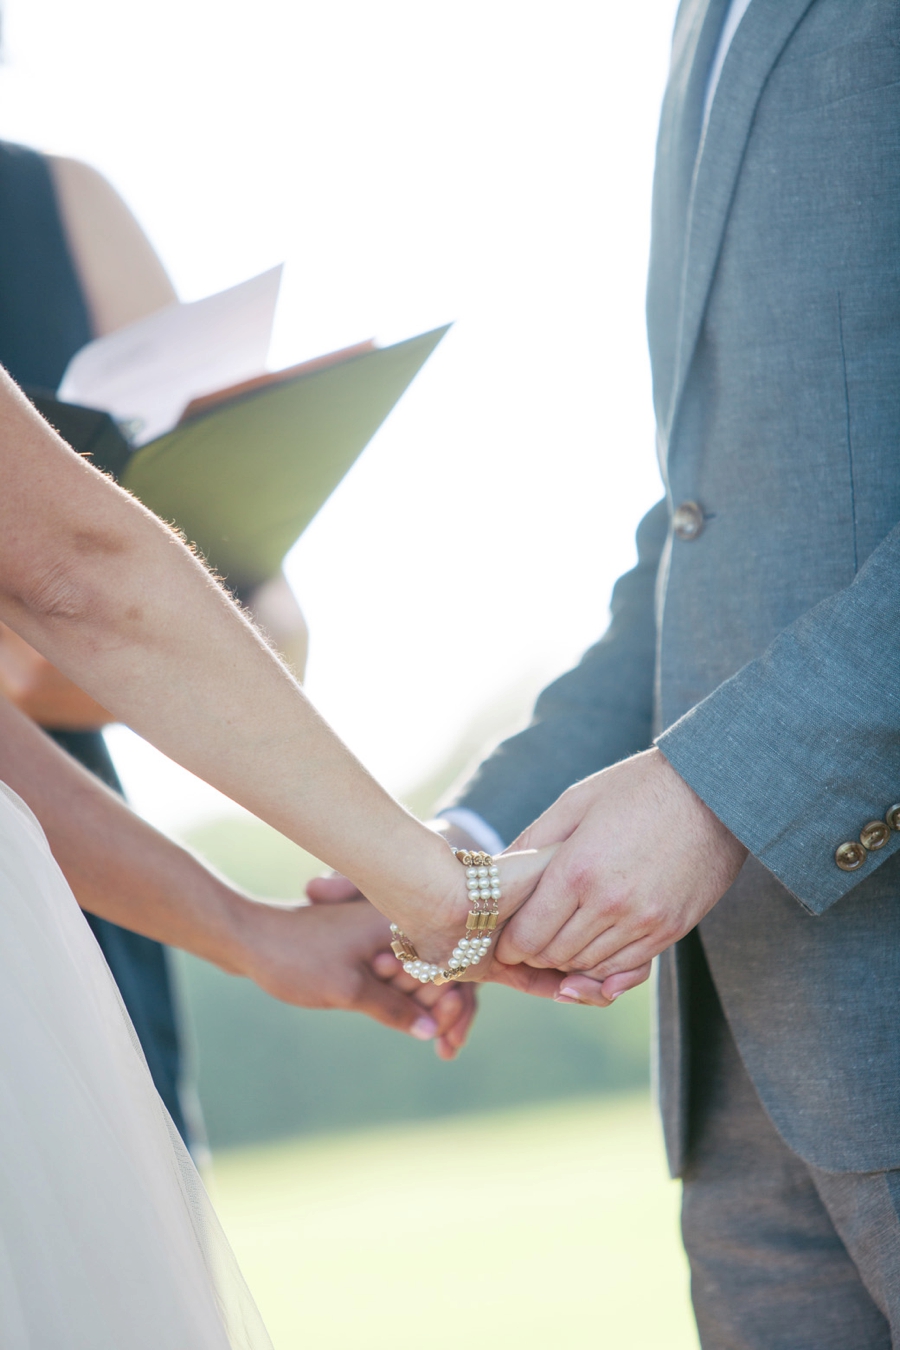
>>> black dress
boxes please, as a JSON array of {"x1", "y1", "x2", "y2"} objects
[{"x1": 0, "y1": 140, "x2": 188, "y2": 1142}]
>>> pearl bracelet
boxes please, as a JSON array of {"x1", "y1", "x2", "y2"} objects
[{"x1": 389, "y1": 849, "x2": 501, "y2": 985}]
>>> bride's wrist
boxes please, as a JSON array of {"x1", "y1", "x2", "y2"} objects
[
  {"x1": 385, "y1": 830, "x2": 468, "y2": 934},
  {"x1": 389, "y1": 842, "x2": 504, "y2": 982}
]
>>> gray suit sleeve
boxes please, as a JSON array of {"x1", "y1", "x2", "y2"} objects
[
  {"x1": 453, "y1": 498, "x2": 669, "y2": 844},
  {"x1": 657, "y1": 521, "x2": 900, "y2": 915}
]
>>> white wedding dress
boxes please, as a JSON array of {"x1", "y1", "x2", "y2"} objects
[{"x1": 0, "y1": 781, "x2": 273, "y2": 1349}]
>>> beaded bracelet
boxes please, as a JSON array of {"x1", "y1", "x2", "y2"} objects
[{"x1": 389, "y1": 849, "x2": 501, "y2": 985}]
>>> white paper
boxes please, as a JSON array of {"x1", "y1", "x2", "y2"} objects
[{"x1": 58, "y1": 265, "x2": 283, "y2": 445}]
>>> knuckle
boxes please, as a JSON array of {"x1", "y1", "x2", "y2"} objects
[
  {"x1": 526, "y1": 952, "x2": 559, "y2": 970},
  {"x1": 636, "y1": 898, "x2": 673, "y2": 942},
  {"x1": 568, "y1": 951, "x2": 599, "y2": 973},
  {"x1": 653, "y1": 911, "x2": 679, "y2": 945},
  {"x1": 563, "y1": 859, "x2": 599, "y2": 903},
  {"x1": 643, "y1": 896, "x2": 667, "y2": 926},
  {"x1": 503, "y1": 926, "x2": 541, "y2": 961}
]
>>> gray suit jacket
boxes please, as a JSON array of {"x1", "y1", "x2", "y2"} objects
[{"x1": 456, "y1": 0, "x2": 900, "y2": 1176}]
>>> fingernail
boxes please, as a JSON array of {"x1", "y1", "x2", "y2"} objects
[
  {"x1": 411, "y1": 1016, "x2": 438, "y2": 1041},
  {"x1": 554, "y1": 994, "x2": 578, "y2": 1004},
  {"x1": 560, "y1": 986, "x2": 581, "y2": 1000},
  {"x1": 608, "y1": 990, "x2": 623, "y2": 1001}
]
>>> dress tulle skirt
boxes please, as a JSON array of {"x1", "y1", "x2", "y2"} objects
[{"x1": 0, "y1": 781, "x2": 273, "y2": 1349}]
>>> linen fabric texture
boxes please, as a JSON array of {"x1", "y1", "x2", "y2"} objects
[
  {"x1": 455, "y1": 0, "x2": 900, "y2": 1176},
  {"x1": 683, "y1": 935, "x2": 900, "y2": 1349}
]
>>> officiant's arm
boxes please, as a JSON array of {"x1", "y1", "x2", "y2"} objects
[
  {"x1": 48, "y1": 155, "x2": 176, "y2": 337},
  {"x1": 49, "y1": 156, "x2": 310, "y2": 678},
  {"x1": 0, "y1": 156, "x2": 307, "y2": 731},
  {"x1": 0, "y1": 693, "x2": 472, "y2": 1053}
]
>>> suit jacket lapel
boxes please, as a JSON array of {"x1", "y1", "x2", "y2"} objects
[
  {"x1": 660, "y1": 0, "x2": 817, "y2": 444},
  {"x1": 647, "y1": 0, "x2": 733, "y2": 435}
]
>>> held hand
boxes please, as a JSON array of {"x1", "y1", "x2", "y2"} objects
[
  {"x1": 231, "y1": 897, "x2": 475, "y2": 1056},
  {"x1": 426, "y1": 821, "x2": 654, "y2": 1001},
  {"x1": 306, "y1": 872, "x2": 582, "y2": 1010},
  {"x1": 307, "y1": 831, "x2": 650, "y2": 1005},
  {"x1": 307, "y1": 858, "x2": 476, "y2": 1055},
  {"x1": 369, "y1": 948, "x2": 478, "y2": 1060},
  {"x1": 496, "y1": 748, "x2": 748, "y2": 983},
  {"x1": 406, "y1": 843, "x2": 560, "y2": 985},
  {"x1": 318, "y1": 843, "x2": 559, "y2": 987}
]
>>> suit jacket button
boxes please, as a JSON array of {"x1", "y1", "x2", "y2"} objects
[
  {"x1": 886, "y1": 804, "x2": 900, "y2": 832},
  {"x1": 673, "y1": 501, "x2": 704, "y2": 540},
  {"x1": 835, "y1": 840, "x2": 867, "y2": 871},
  {"x1": 860, "y1": 820, "x2": 891, "y2": 851}
]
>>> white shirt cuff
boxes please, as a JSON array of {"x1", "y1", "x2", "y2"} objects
[{"x1": 437, "y1": 808, "x2": 507, "y2": 856}]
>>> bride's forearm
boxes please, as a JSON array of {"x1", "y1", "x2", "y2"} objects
[
  {"x1": 0, "y1": 372, "x2": 451, "y2": 910},
  {"x1": 0, "y1": 695, "x2": 250, "y2": 969}
]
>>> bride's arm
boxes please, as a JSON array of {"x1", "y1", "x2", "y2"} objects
[
  {"x1": 0, "y1": 372, "x2": 543, "y2": 952},
  {"x1": 0, "y1": 694, "x2": 476, "y2": 1048}
]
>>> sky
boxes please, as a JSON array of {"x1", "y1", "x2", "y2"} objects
[{"x1": 1, "y1": 0, "x2": 678, "y2": 835}]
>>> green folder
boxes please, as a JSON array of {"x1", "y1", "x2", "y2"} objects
[{"x1": 28, "y1": 324, "x2": 448, "y2": 593}]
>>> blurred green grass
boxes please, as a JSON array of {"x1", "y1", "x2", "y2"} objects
[
  {"x1": 212, "y1": 1092, "x2": 698, "y2": 1350},
  {"x1": 178, "y1": 815, "x2": 651, "y2": 1148}
]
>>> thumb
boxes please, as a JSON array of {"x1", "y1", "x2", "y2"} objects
[
  {"x1": 350, "y1": 965, "x2": 441, "y2": 1042},
  {"x1": 449, "y1": 845, "x2": 557, "y2": 985},
  {"x1": 487, "y1": 960, "x2": 572, "y2": 999},
  {"x1": 507, "y1": 781, "x2": 593, "y2": 852},
  {"x1": 306, "y1": 872, "x2": 364, "y2": 904},
  {"x1": 494, "y1": 843, "x2": 559, "y2": 924},
  {"x1": 556, "y1": 964, "x2": 653, "y2": 1007}
]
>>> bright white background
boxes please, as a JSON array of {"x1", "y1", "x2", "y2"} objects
[{"x1": 1, "y1": 0, "x2": 676, "y2": 835}]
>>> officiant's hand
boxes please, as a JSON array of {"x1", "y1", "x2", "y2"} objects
[{"x1": 496, "y1": 748, "x2": 747, "y2": 1001}]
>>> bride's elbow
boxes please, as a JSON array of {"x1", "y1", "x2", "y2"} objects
[{"x1": 0, "y1": 525, "x2": 132, "y2": 630}]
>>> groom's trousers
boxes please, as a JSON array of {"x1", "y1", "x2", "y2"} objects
[{"x1": 683, "y1": 939, "x2": 900, "y2": 1350}]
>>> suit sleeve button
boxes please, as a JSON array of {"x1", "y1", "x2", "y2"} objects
[
  {"x1": 860, "y1": 820, "x2": 891, "y2": 851},
  {"x1": 835, "y1": 840, "x2": 867, "y2": 871},
  {"x1": 886, "y1": 804, "x2": 900, "y2": 832},
  {"x1": 673, "y1": 501, "x2": 705, "y2": 540}
]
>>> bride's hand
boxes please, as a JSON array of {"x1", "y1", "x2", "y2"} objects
[
  {"x1": 357, "y1": 842, "x2": 559, "y2": 987},
  {"x1": 368, "y1": 950, "x2": 478, "y2": 1059}
]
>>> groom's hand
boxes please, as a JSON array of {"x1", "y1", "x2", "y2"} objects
[{"x1": 496, "y1": 748, "x2": 747, "y2": 987}]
